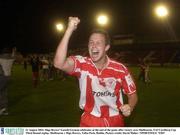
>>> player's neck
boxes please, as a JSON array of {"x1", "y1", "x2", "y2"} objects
[{"x1": 94, "y1": 55, "x2": 108, "y2": 70}]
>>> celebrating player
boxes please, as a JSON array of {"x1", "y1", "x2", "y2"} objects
[{"x1": 54, "y1": 17, "x2": 138, "y2": 127}]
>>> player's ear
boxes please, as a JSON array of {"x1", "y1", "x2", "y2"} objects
[{"x1": 105, "y1": 44, "x2": 110, "y2": 51}]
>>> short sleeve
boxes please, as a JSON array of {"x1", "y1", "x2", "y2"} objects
[
  {"x1": 121, "y1": 67, "x2": 136, "y2": 95},
  {"x1": 67, "y1": 55, "x2": 85, "y2": 78}
]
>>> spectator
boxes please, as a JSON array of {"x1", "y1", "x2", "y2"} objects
[
  {"x1": 41, "y1": 56, "x2": 49, "y2": 81},
  {"x1": 23, "y1": 56, "x2": 28, "y2": 71},
  {"x1": 30, "y1": 55, "x2": 40, "y2": 88},
  {"x1": 0, "y1": 47, "x2": 16, "y2": 115},
  {"x1": 138, "y1": 58, "x2": 146, "y2": 82}
]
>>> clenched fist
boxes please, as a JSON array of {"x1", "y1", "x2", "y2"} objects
[
  {"x1": 67, "y1": 17, "x2": 80, "y2": 31},
  {"x1": 120, "y1": 104, "x2": 132, "y2": 117}
]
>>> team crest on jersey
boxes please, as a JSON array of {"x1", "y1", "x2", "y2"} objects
[
  {"x1": 106, "y1": 78, "x2": 115, "y2": 87},
  {"x1": 99, "y1": 78, "x2": 115, "y2": 88},
  {"x1": 99, "y1": 78, "x2": 106, "y2": 87}
]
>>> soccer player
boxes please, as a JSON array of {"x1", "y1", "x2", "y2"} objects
[{"x1": 54, "y1": 17, "x2": 138, "y2": 127}]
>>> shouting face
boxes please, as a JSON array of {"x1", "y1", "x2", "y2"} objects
[{"x1": 88, "y1": 33, "x2": 110, "y2": 63}]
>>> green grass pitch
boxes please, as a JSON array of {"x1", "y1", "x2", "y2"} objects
[{"x1": 0, "y1": 65, "x2": 180, "y2": 127}]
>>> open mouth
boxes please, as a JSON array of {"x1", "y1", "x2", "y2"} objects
[
  {"x1": 91, "y1": 50, "x2": 100, "y2": 58},
  {"x1": 92, "y1": 51, "x2": 99, "y2": 55}
]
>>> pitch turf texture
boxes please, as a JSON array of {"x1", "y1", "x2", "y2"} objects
[{"x1": 0, "y1": 65, "x2": 180, "y2": 127}]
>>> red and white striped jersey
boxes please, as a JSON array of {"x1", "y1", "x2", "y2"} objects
[{"x1": 69, "y1": 55, "x2": 136, "y2": 117}]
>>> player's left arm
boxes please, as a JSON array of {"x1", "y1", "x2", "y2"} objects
[
  {"x1": 127, "y1": 92, "x2": 138, "y2": 112},
  {"x1": 120, "y1": 92, "x2": 138, "y2": 117},
  {"x1": 120, "y1": 65, "x2": 138, "y2": 117}
]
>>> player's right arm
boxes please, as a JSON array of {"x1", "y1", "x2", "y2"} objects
[{"x1": 53, "y1": 17, "x2": 80, "y2": 73}]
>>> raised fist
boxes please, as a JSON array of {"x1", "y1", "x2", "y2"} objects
[{"x1": 68, "y1": 17, "x2": 80, "y2": 31}]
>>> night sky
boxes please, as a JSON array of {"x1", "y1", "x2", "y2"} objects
[{"x1": 0, "y1": 0, "x2": 180, "y2": 53}]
